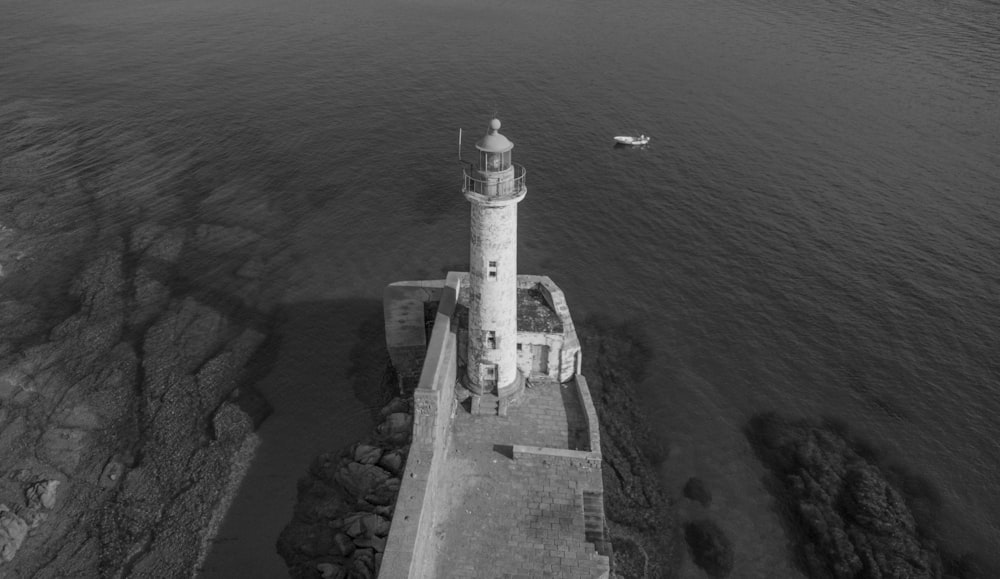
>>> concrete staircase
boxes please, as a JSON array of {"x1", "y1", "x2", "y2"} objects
[
  {"x1": 583, "y1": 490, "x2": 614, "y2": 560},
  {"x1": 469, "y1": 392, "x2": 500, "y2": 416}
]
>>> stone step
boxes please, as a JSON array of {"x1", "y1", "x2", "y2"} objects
[
  {"x1": 581, "y1": 490, "x2": 613, "y2": 559},
  {"x1": 470, "y1": 392, "x2": 500, "y2": 416}
]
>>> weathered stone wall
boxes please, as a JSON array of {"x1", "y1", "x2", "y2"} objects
[
  {"x1": 517, "y1": 276, "x2": 581, "y2": 383},
  {"x1": 379, "y1": 273, "x2": 461, "y2": 579}
]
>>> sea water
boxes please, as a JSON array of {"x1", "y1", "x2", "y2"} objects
[{"x1": 2, "y1": 0, "x2": 998, "y2": 576}]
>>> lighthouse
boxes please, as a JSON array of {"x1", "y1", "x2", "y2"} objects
[{"x1": 462, "y1": 118, "x2": 527, "y2": 413}]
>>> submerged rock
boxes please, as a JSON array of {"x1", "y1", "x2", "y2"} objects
[
  {"x1": 0, "y1": 104, "x2": 289, "y2": 578},
  {"x1": 683, "y1": 477, "x2": 712, "y2": 507},
  {"x1": 745, "y1": 413, "x2": 948, "y2": 579},
  {"x1": 684, "y1": 519, "x2": 734, "y2": 578}
]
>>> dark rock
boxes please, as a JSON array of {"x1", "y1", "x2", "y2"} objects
[
  {"x1": 351, "y1": 548, "x2": 376, "y2": 579},
  {"x1": 364, "y1": 478, "x2": 400, "y2": 507},
  {"x1": 360, "y1": 513, "x2": 389, "y2": 538},
  {"x1": 683, "y1": 476, "x2": 712, "y2": 507},
  {"x1": 379, "y1": 397, "x2": 409, "y2": 418},
  {"x1": 330, "y1": 532, "x2": 355, "y2": 557},
  {"x1": 685, "y1": 519, "x2": 734, "y2": 578},
  {"x1": 744, "y1": 413, "x2": 948, "y2": 579},
  {"x1": 316, "y1": 561, "x2": 345, "y2": 579},
  {"x1": 343, "y1": 513, "x2": 366, "y2": 539},
  {"x1": 25, "y1": 479, "x2": 60, "y2": 510},
  {"x1": 376, "y1": 450, "x2": 404, "y2": 477},
  {"x1": 353, "y1": 535, "x2": 386, "y2": 553},
  {"x1": 294, "y1": 480, "x2": 347, "y2": 523},
  {"x1": 313, "y1": 525, "x2": 335, "y2": 555},
  {"x1": 334, "y1": 463, "x2": 392, "y2": 500},
  {"x1": 376, "y1": 413, "x2": 411, "y2": 444},
  {"x1": 352, "y1": 444, "x2": 383, "y2": 466},
  {"x1": 277, "y1": 520, "x2": 320, "y2": 558}
]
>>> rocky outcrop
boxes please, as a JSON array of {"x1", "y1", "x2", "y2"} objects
[
  {"x1": 278, "y1": 397, "x2": 410, "y2": 579},
  {"x1": 682, "y1": 477, "x2": 712, "y2": 508},
  {"x1": 684, "y1": 519, "x2": 733, "y2": 578},
  {"x1": 745, "y1": 413, "x2": 995, "y2": 579},
  {"x1": 0, "y1": 103, "x2": 302, "y2": 577}
]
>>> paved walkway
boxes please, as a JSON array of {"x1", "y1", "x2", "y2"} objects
[{"x1": 430, "y1": 378, "x2": 610, "y2": 579}]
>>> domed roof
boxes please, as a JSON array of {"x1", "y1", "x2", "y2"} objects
[{"x1": 475, "y1": 118, "x2": 514, "y2": 153}]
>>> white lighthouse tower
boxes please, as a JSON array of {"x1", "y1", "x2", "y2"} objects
[{"x1": 462, "y1": 118, "x2": 527, "y2": 414}]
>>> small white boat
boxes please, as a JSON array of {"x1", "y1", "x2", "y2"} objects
[{"x1": 614, "y1": 134, "x2": 650, "y2": 146}]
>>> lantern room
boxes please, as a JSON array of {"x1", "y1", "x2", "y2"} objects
[
  {"x1": 463, "y1": 118, "x2": 526, "y2": 201},
  {"x1": 476, "y1": 118, "x2": 513, "y2": 172}
]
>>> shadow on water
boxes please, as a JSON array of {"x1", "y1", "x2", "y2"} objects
[{"x1": 199, "y1": 298, "x2": 392, "y2": 578}]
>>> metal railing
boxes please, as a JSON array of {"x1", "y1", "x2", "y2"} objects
[{"x1": 462, "y1": 164, "x2": 527, "y2": 198}]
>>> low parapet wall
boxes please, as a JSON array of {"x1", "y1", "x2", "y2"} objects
[{"x1": 379, "y1": 273, "x2": 461, "y2": 579}]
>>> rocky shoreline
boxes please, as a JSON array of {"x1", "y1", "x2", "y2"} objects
[
  {"x1": 576, "y1": 317, "x2": 684, "y2": 579},
  {"x1": 276, "y1": 392, "x2": 412, "y2": 579},
  {"x1": 0, "y1": 102, "x2": 302, "y2": 577}
]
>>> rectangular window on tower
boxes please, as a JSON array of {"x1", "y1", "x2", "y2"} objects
[
  {"x1": 488, "y1": 261, "x2": 498, "y2": 279},
  {"x1": 487, "y1": 331, "x2": 497, "y2": 349},
  {"x1": 483, "y1": 364, "x2": 497, "y2": 387}
]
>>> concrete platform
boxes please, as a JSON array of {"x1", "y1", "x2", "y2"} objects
[{"x1": 427, "y1": 378, "x2": 610, "y2": 578}]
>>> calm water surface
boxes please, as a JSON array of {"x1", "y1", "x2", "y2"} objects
[{"x1": 2, "y1": 0, "x2": 999, "y2": 576}]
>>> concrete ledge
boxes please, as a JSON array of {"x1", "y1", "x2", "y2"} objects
[
  {"x1": 380, "y1": 449, "x2": 433, "y2": 577},
  {"x1": 512, "y1": 444, "x2": 601, "y2": 469}
]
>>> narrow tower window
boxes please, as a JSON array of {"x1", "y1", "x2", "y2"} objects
[
  {"x1": 488, "y1": 261, "x2": 498, "y2": 279},
  {"x1": 487, "y1": 331, "x2": 497, "y2": 349}
]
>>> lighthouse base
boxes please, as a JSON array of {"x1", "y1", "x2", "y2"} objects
[{"x1": 464, "y1": 371, "x2": 525, "y2": 417}]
